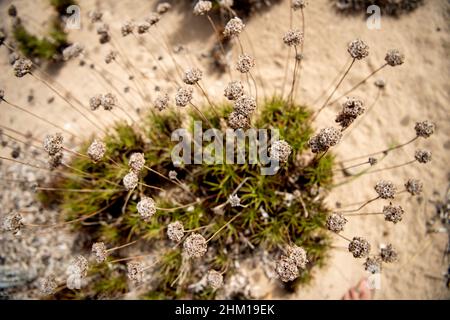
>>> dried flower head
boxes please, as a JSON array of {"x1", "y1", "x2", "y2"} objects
[
  {"x1": 275, "y1": 257, "x2": 298, "y2": 282},
  {"x1": 283, "y1": 29, "x2": 304, "y2": 47},
  {"x1": 207, "y1": 270, "x2": 224, "y2": 289},
  {"x1": 234, "y1": 95, "x2": 256, "y2": 115},
  {"x1": 146, "y1": 13, "x2": 160, "y2": 25},
  {"x1": 157, "y1": 2, "x2": 172, "y2": 14},
  {"x1": 67, "y1": 255, "x2": 88, "y2": 278},
  {"x1": 292, "y1": 0, "x2": 308, "y2": 10},
  {"x1": 89, "y1": 94, "x2": 103, "y2": 110},
  {"x1": 121, "y1": 21, "x2": 135, "y2": 37},
  {"x1": 183, "y1": 67, "x2": 203, "y2": 85},
  {"x1": 229, "y1": 194, "x2": 241, "y2": 207},
  {"x1": 105, "y1": 51, "x2": 117, "y2": 64},
  {"x1": 92, "y1": 242, "x2": 108, "y2": 263},
  {"x1": 123, "y1": 171, "x2": 139, "y2": 190},
  {"x1": 326, "y1": 213, "x2": 348, "y2": 233},
  {"x1": 43, "y1": 133, "x2": 63, "y2": 156},
  {"x1": 368, "y1": 157, "x2": 378, "y2": 166},
  {"x1": 405, "y1": 178, "x2": 423, "y2": 196},
  {"x1": 414, "y1": 149, "x2": 432, "y2": 164},
  {"x1": 347, "y1": 39, "x2": 369, "y2": 60},
  {"x1": 1, "y1": 212, "x2": 23, "y2": 234},
  {"x1": 224, "y1": 81, "x2": 244, "y2": 100},
  {"x1": 374, "y1": 180, "x2": 396, "y2": 199},
  {"x1": 286, "y1": 245, "x2": 308, "y2": 269},
  {"x1": 223, "y1": 17, "x2": 245, "y2": 38},
  {"x1": 13, "y1": 58, "x2": 33, "y2": 77},
  {"x1": 154, "y1": 93, "x2": 170, "y2": 111},
  {"x1": 194, "y1": 1, "x2": 212, "y2": 15},
  {"x1": 137, "y1": 196, "x2": 156, "y2": 221},
  {"x1": 175, "y1": 87, "x2": 193, "y2": 107},
  {"x1": 168, "y1": 170, "x2": 178, "y2": 180},
  {"x1": 269, "y1": 140, "x2": 292, "y2": 163},
  {"x1": 364, "y1": 257, "x2": 382, "y2": 274},
  {"x1": 383, "y1": 203, "x2": 404, "y2": 224},
  {"x1": 101, "y1": 93, "x2": 117, "y2": 110},
  {"x1": 167, "y1": 221, "x2": 185, "y2": 242},
  {"x1": 348, "y1": 237, "x2": 371, "y2": 258},
  {"x1": 385, "y1": 49, "x2": 405, "y2": 66},
  {"x1": 62, "y1": 43, "x2": 84, "y2": 61},
  {"x1": 88, "y1": 10, "x2": 103, "y2": 23},
  {"x1": 96, "y1": 24, "x2": 111, "y2": 44},
  {"x1": 127, "y1": 261, "x2": 145, "y2": 283},
  {"x1": 87, "y1": 139, "x2": 106, "y2": 162},
  {"x1": 128, "y1": 152, "x2": 145, "y2": 172},
  {"x1": 309, "y1": 127, "x2": 342, "y2": 153},
  {"x1": 48, "y1": 152, "x2": 63, "y2": 170},
  {"x1": 236, "y1": 54, "x2": 255, "y2": 73},
  {"x1": 414, "y1": 120, "x2": 435, "y2": 138},
  {"x1": 380, "y1": 244, "x2": 398, "y2": 263},
  {"x1": 335, "y1": 97, "x2": 365, "y2": 129},
  {"x1": 183, "y1": 233, "x2": 208, "y2": 258},
  {"x1": 137, "y1": 22, "x2": 151, "y2": 34},
  {"x1": 227, "y1": 111, "x2": 251, "y2": 130},
  {"x1": 40, "y1": 276, "x2": 58, "y2": 295}
]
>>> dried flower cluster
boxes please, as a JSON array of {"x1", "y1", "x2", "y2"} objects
[
  {"x1": 275, "y1": 245, "x2": 308, "y2": 282},
  {"x1": 167, "y1": 221, "x2": 185, "y2": 242},
  {"x1": 335, "y1": 97, "x2": 365, "y2": 129},
  {"x1": 404, "y1": 178, "x2": 423, "y2": 196},
  {"x1": 348, "y1": 237, "x2": 371, "y2": 258},
  {"x1": 1, "y1": 211, "x2": 23, "y2": 234},
  {"x1": 414, "y1": 149, "x2": 432, "y2": 164},
  {"x1": 66, "y1": 255, "x2": 88, "y2": 290},
  {"x1": 380, "y1": 244, "x2": 398, "y2": 263},
  {"x1": 13, "y1": 58, "x2": 32, "y2": 77},
  {"x1": 364, "y1": 256, "x2": 382, "y2": 274},
  {"x1": 87, "y1": 139, "x2": 106, "y2": 162},
  {"x1": 309, "y1": 127, "x2": 342, "y2": 153},
  {"x1": 206, "y1": 270, "x2": 224, "y2": 289},
  {"x1": 127, "y1": 261, "x2": 145, "y2": 283},
  {"x1": 269, "y1": 140, "x2": 292, "y2": 163},
  {"x1": 175, "y1": 87, "x2": 194, "y2": 107},
  {"x1": 347, "y1": 39, "x2": 369, "y2": 60},
  {"x1": 223, "y1": 17, "x2": 245, "y2": 38},
  {"x1": 224, "y1": 81, "x2": 244, "y2": 100},
  {"x1": 92, "y1": 242, "x2": 108, "y2": 263},
  {"x1": 283, "y1": 29, "x2": 304, "y2": 47},
  {"x1": 183, "y1": 233, "x2": 208, "y2": 258},
  {"x1": 194, "y1": 1, "x2": 212, "y2": 15},
  {"x1": 414, "y1": 120, "x2": 435, "y2": 138},
  {"x1": 385, "y1": 49, "x2": 405, "y2": 66},
  {"x1": 236, "y1": 54, "x2": 255, "y2": 73},
  {"x1": 374, "y1": 180, "x2": 396, "y2": 199},
  {"x1": 137, "y1": 196, "x2": 157, "y2": 221},
  {"x1": 183, "y1": 67, "x2": 203, "y2": 85},
  {"x1": 154, "y1": 93, "x2": 170, "y2": 111},
  {"x1": 383, "y1": 203, "x2": 404, "y2": 224},
  {"x1": 326, "y1": 213, "x2": 348, "y2": 233}
]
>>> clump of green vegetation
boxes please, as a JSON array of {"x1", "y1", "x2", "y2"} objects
[{"x1": 40, "y1": 98, "x2": 333, "y2": 299}]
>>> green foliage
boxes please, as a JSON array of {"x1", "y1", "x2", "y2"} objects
[{"x1": 39, "y1": 98, "x2": 333, "y2": 299}]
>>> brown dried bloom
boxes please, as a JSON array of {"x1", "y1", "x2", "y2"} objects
[
  {"x1": 2, "y1": 212, "x2": 23, "y2": 234},
  {"x1": 96, "y1": 24, "x2": 111, "y2": 44},
  {"x1": 194, "y1": 1, "x2": 212, "y2": 15},
  {"x1": 286, "y1": 245, "x2": 308, "y2": 269},
  {"x1": 157, "y1": 2, "x2": 172, "y2": 14},
  {"x1": 223, "y1": 17, "x2": 245, "y2": 38},
  {"x1": 154, "y1": 93, "x2": 169, "y2": 111},
  {"x1": 40, "y1": 276, "x2": 58, "y2": 295},
  {"x1": 137, "y1": 196, "x2": 156, "y2": 222},
  {"x1": 146, "y1": 13, "x2": 160, "y2": 25},
  {"x1": 43, "y1": 133, "x2": 63, "y2": 156},
  {"x1": 224, "y1": 81, "x2": 244, "y2": 100},
  {"x1": 167, "y1": 221, "x2": 185, "y2": 242},
  {"x1": 269, "y1": 140, "x2": 292, "y2": 163},
  {"x1": 101, "y1": 93, "x2": 117, "y2": 110},
  {"x1": 62, "y1": 43, "x2": 84, "y2": 61},
  {"x1": 283, "y1": 29, "x2": 304, "y2": 47},
  {"x1": 105, "y1": 51, "x2": 117, "y2": 64},
  {"x1": 308, "y1": 127, "x2": 342, "y2": 153},
  {"x1": 405, "y1": 179, "x2": 423, "y2": 196},
  {"x1": 292, "y1": 0, "x2": 307, "y2": 10},
  {"x1": 414, "y1": 149, "x2": 432, "y2": 164},
  {"x1": 87, "y1": 139, "x2": 106, "y2": 162},
  {"x1": 228, "y1": 111, "x2": 251, "y2": 130},
  {"x1": 326, "y1": 213, "x2": 348, "y2": 233},
  {"x1": 275, "y1": 257, "x2": 298, "y2": 282},
  {"x1": 92, "y1": 242, "x2": 108, "y2": 263},
  {"x1": 374, "y1": 180, "x2": 396, "y2": 199},
  {"x1": 13, "y1": 58, "x2": 33, "y2": 77},
  {"x1": 183, "y1": 67, "x2": 203, "y2": 85},
  {"x1": 236, "y1": 54, "x2": 255, "y2": 73},
  {"x1": 335, "y1": 97, "x2": 365, "y2": 129},
  {"x1": 129, "y1": 152, "x2": 145, "y2": 172},
  {"x1": 89, "y1": 94, "x2": 103, "y2": 110},
  {"x1": 48, "y1": 152, "x2": 63, "y2": 170},
  {"x1": 385, "y1": 49, "x2": 405, "y2": 66},
  {"x1": 364, "y1": 257, "x2": 382, "y2": 274},
  {"x1": 137, "y1": 22, "x2": 151, "y2": 34},
  {"x1": 121, "y1": 21, "x2": 135, "y2": 37},
  {"x1": 348, "y1": 237, "x2": 371, "y2": 258},
  {"x1": 383, "y1": 203, "x2": 404, "y2": 224},
  {"x1": 88, "y1": 10, "x2": 103, "y2": 23},
  {"x1": 127, "y1": 261, "x2": 145, "y2": 283},
  {"x1": 234, "y1": 95, "x2": 256, "y2": 116},
  {"x1": 123, "y1": 171, "x2": 139, "y2": 190},
  {"x1": 380, "y1": 244, "x2": 398, "y2": 263},
  {"x1": 414, "y1": 120, "x2": 435, "y2": 138},
  {"x1": 183, "y1": 233, "x2": 208, "y2": 258},
  {"x1": 347, "y1": 39, "x2": 369, "y2": 60},
  {"x1": 175, "y1": 87, "x2": 193, "y2": 107},
  {"x1": 207, "y1": 270, "x2": 224, "y2": 289}
]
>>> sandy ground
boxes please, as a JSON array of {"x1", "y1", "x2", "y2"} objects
[{"x1": 0, "y1": 0, "x2": 449, "y2": 299}]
